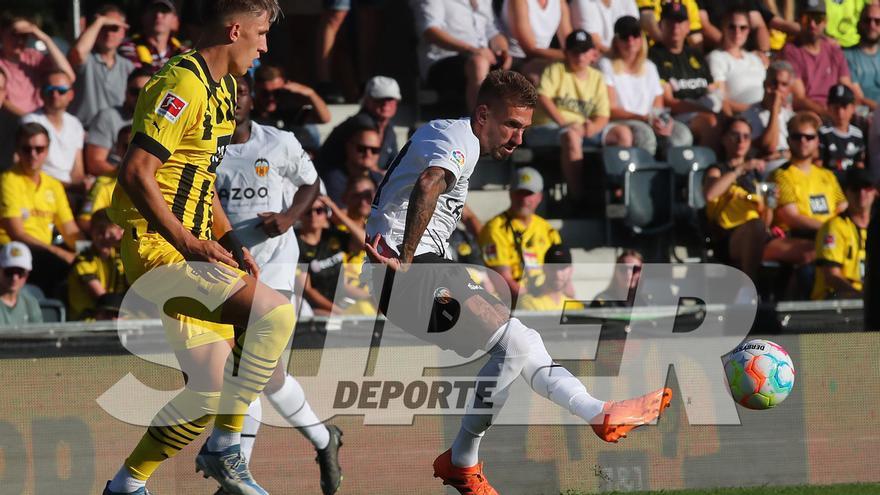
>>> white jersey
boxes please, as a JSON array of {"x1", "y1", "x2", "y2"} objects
[
  {"x1": 217, "y1": 122, "x2": 318, "y2": 291},
  {"x1": 366, "y1": 118, "x2": 480, "y2": 259}
]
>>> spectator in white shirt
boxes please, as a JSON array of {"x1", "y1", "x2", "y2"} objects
[
  {"x1": 743, "y1": 61, "x2": 796, "y2": 174},
  {"x1": 500, "y1": 0, "x2": 573, "y2": 83},
  {"x1": 413, "y1": 0, "x2": 512, "y2": 113},
  {"x1": 600, "y1": 16, "x2": 692, "y2": 156},
  {"x1": 21, "y1": 70, "x2": 84, "y2": 186},
  {"x1": 570, "y1": 0, "x2": 639, "y2": 55},
  {"x1": 707, "y1": 8, "x2": 768, "y2": 116}
]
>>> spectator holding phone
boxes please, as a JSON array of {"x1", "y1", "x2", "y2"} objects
[{"x1": 600, "y1": 16, "x2": 692, "y2": 157}]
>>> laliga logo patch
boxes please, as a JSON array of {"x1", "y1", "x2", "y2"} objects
[
  {"x1": 451, "y1": 150, "x2": 466, "y2": 168},
  {"x1": 157, "y1": 91, "x2": 188, "y2": 123},
  {"x1": 254, "y1": 158, "x2": 270, "y2": 177}
]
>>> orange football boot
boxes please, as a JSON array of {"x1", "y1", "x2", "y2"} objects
[
  {"x1": 590, "y1": 387, "x2": 673, "y2": 443},
  {"x1": 433, "y1": 449, "x2": 499, "y2": 495}
]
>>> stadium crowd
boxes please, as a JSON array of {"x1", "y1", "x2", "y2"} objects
[{"x1": 0, "y1": 0, "x2": 878, "y2": 324}]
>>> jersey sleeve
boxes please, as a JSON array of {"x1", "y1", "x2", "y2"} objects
[
  {"x1": 830, "y1": 172, "x2": 846, "y2": 209},
  {"x1": 51, "y1": 179, "x2": 75, "y2": 226},
  {"x1": 537, "y1": 63, "x2": 563, "y2": 98},
  {"x1": 422, "y1": 129, "x2": 471, "y2": 187},
  {"x1": 772, "y1": 169, "x2": 798, "y2": 207},
  {"x1": 815, "y1": 219, "x2": 847, "y2": 267},
  {"x1": 0, "y1": 174, "x2": 24, "y2": 219},
  {"x1": 414, "y1": 0, "x2": 444, "y2": 35},
  {"x1": 130, "y1": 69, "x2": 207, "y2": 163},
  {"x1": 73, "y1": 256, "x2": 100, "y2": 282},
  {"x1": 283, "y1": 133, "x2": 319, "y2": 188}
]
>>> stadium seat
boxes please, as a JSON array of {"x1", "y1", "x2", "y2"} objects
[
  {"x1": 601, "y1": 147, "x2": 675, "y2": 253},
  {"x1": 667, "y1": 146, "x2": 717, "y2": 262},
  {"x1": 39, "y1": 299, "x2": 67, "y2": 323},
  {"x1": 23, "y1": 284, "x2": 46, "y2": 301}
]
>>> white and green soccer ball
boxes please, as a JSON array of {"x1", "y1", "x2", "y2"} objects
[{"x1": 724, "y1": 339, "x2": 795, "y2": 410}]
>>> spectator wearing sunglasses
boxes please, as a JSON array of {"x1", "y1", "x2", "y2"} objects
[
  {"x1": 0, "y1": 123, "x2": 82, "y2": 296},
  {"x1": 0, "y1": 15, "x2": 77, "y2": 119},
  {"x1": 68, "y1": 4, "x2": 134, "y2": 128},
  {"x1": 322, "y1": 125, "x2": 385, "y2": 204},
  {"x1": 21, "y1": 70, "x2": 85, "y2": 186},
  {"x1": 782, "y1": 0, "x2": 862, "y2": 118},
  {"x1": 84, "y1": 69, "x2": 151, "y2": 178},
  {"x1": 707, "y1": 8, "x2": 768, "y2": 116},
  {"x1": 0, "y1": 242, "x2": 42, "y2": 325},
  {"x1": 844, "y1": 4, "x2": 880, "y2": 110},
  {"x1": 771, "y1": 112, "x2": 847, "y2": 240}
]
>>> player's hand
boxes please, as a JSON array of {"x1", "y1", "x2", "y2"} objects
[
  {"x1": 241, "y1": 246, "x2": 260, "y2": 279},
  {"x1": 364, "y1": 234, "x2": 407, "y2": 273},
  {"x1": 182, "y1": 239, "x2": 240, "y2": 284},
  {"x1": 256, "y1": 211, "x2": 294, "y2": 238}
]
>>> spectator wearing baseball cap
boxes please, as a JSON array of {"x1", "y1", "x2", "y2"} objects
[
  {"x1": 649, "y1": 1, "x2": 720, "y2": 147},
  {"x1": 820, "y1": 83, "x2": 866, "y2": 183},
  {"x1": 569, "y1": 0, "x2": 639, "y2": 55},
  {"x1": 516, "y1": 244, "x2": 582, "y2": 312},
  {"x1": 118, "y1": 0, "x2": 188, "y2": 74},
  {"x1": 636, "y1": 0, "x2": 703, "y2": 47},
  {"x1": 316, "y1": 75, "x2": 401, "y2": 178},
  {"x1": 0, "y1": 241, "x2": 43, "y2": 325},
  {"x1": 498, "y1": 0, "x2": 573, "y2": 84},
  {"x1": 600, "y1": 15, "x2": 694, "y2": 157},
  {"x1": 812, "y1": 166, "x2": 876, "y2": 300},
  {"x1": 529, "y1": 29, "x2": 634, "y2": 204},
  {"x1": 782, "y1": 0, "x2": 862, "y2": 117},
  {"x1": 478, "y1": 167, "x2": 567, "y2": 299}
]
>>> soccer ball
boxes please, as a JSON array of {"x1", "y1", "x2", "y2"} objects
[{"x1": 724, "y1": 339, "x2": 795, "y2": 410}]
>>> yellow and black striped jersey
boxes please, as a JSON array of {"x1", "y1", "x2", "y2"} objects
[
  {"x1": 109, "y1": 50, "x2": 237, "y2": 240},
  {"x1": 811, "y1": 214, "x2": 866, "y2": 300}
]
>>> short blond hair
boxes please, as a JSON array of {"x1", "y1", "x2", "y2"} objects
[{"x1": 208, "y1": 0, "x2": 282, "y2": 25}]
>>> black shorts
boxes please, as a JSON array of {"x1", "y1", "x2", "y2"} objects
[{"x1": 370, "y1": 253, "x2": 507, "y2": 356}]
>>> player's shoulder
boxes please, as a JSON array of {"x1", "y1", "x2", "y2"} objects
[
  {"x1": 253, "y1": 122, "x2": 301, "y2": 147},
  {"x1": 148, "y1": 51, "x2": 211, "y2": 96}
]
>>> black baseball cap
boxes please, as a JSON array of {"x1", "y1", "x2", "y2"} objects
[
  {"x1": 844, "y1": 167, "x2": 875, "y2": 190},
  {"x1": 661, "y1": 1, "x2": 690, "y2": 23},
  {"x1": 148, "y1": 0, "x2": 176, "y2": 12},
  {"x1": 828, "y1": 84, "x2": 855, "y2": 106},
  {"x1": 614, "y1": 16, "x2": 642, "y2": 39},
  {"x1": 544, "y1": 244, "x2": 573, "y2": 265},
  {"x1": 801, "y1": 0, "x2": 826, "y2": 15},
  {"x1": 565, "y1": 29, "x2": 595, "y2": 53}
]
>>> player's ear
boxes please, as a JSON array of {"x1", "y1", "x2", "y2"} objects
[
  {"x1": 228, "y1": 22, "x2": 241, "y2": 42},
  {"x1": 476, "y1": 104, "x2": 490, "y2": 125}
]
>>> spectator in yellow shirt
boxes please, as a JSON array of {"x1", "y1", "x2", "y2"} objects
[
  {"x1": 67, "y1": 209, "x2": 127, "y2": 320},
  {"x1": 812, "y1": 167, "x2": 876, "y2": 300},
  {"x1": 478, "y1": 167, "x2": 566, "y2": 298},
  {"x1": 637, "y1": 0, "x2": 703, "y2": 46},
  {"x1": 0, "y1": 122, "x2": 81, "y2": 295},
  {"x1": 517, "y1": 244, "x2": 584, "y2": 312},
  {"x1": 529, "y1": 29, "x2": 633, "y2": 204},
  {"x1": 772, "y1": 112, "x2": 847, "y2": 239},
  {"x1": 78, "y1": 124, "x2": 129, "y2": 233}
]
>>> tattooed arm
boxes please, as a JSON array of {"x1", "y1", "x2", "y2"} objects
[{"x1": 399, "y1": 166, "x2": 455, "y2": 265}]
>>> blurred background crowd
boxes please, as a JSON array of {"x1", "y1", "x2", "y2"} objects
[{"x1": 0, "y1": 0, "x2": 877, "y2": 324}]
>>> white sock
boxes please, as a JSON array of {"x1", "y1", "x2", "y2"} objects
[
  {"x1": 267, "y1": 374, "x2": 330, "y2": 450},
  {"x1": 207, "y1": 428, "x2": 241, "y2": 453},
  {"x1": 450, "y1": 413, "x2": 489, "y2": 468},
  {"x1": 241, "y1": 398, "x2": 263, "y2": 463},
  {"x1": 108, "y1": 467, "x2": 145, "y2": 493}
]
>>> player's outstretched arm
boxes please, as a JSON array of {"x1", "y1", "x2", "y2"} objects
[
  {"x1": 399, "y1": 166, "x2": 454, "y2": 265},
  {"x1": 119, "y1": 146, "x2": 237, "y2": 269}
]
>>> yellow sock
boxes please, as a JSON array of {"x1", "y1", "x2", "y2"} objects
[
  {"x1": 125, "y1": 389, "x2": 220, "y2": 480},
  {"x1": 215, "y1": 303, "x2": 296, "y2": 431}
]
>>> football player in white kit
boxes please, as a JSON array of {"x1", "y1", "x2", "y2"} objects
[
  {"x1": 214, "y1": 74, "x2": 342, "y2": 495},
  {"x1": 364, "y1": 70, "x2": 673, "y2": 494}
]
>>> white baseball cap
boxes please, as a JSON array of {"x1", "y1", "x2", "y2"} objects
[
  {"x1": 364, "y1": 76, "x2": 402, "y2": 101},
  {"x1": 0, "y1": 242, "x2": 33, "y2": 271},
  {"x1": 512, "y1": 167, "x2": 544, "y2": 194}
]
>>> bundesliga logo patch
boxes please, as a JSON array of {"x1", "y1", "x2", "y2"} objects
[{"x1": 157, "y1": 91, "x2": 188, "y2": 123}]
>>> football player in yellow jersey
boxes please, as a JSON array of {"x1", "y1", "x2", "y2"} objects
[
  {"x1": 812, "y1": 167, "x2": 876, "y2": 300},
  {"x1": 104, "y1": 2, "x2": 290, "y2": 495},
  {"x1": 478, "y1": 167, "x2": 565, "y2": 298},
  {"x1": 517, "y1": 244, "x2": 585, "y2": 312},
  {"x1": 772, "y1": 112, "x2": 847, "y2": 239}
]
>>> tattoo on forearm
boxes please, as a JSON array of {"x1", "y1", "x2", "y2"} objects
[{"x1": 401, "y1": 168, "x2": 447, "y2": 261}]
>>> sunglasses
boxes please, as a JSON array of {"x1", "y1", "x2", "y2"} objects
[
  {"x1": 728, "y1": 24, "x2": 750, "y2": 32},
  {"x1": 806, "y1": 13, "x2": 826, "y2": 23},
  {"x1": 356, "y1": 144, "x2": 381, "y2": 155},
  {"x1": 617, "y1": 32, "x2": 641, "y2": 40},
  {"x1": 791, "y1": 132, "x2": 818, "y2": 142},
  {"x1": 3, "y1": 267, "x2": 27, "y2": 278},
  {"x1": 19, "y1": 144, "x2": 48, "y2": 154},
  {"x1": 868, "y1": 17, "x2": 880, "y2": 25},
  {"x1": 308, "y1": 207, "x2": 328, "y2": 216},
  {"x1": 43, "y1": 85, "x2": 71, "y2": 95}
]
